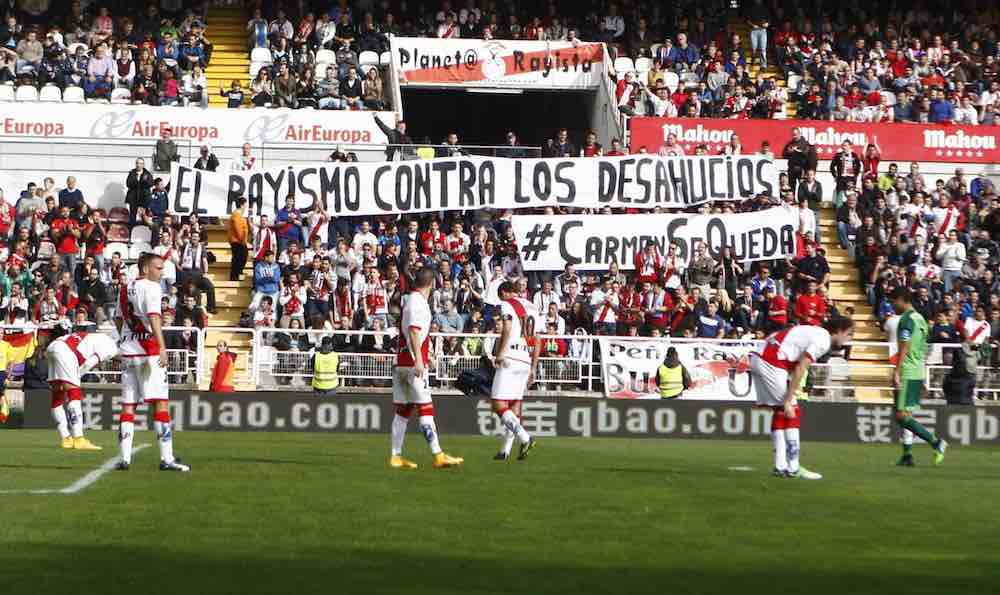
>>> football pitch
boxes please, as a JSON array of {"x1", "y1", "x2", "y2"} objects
[{"x1": 2, "y1": 430, "x2": 998, "y2": 595}]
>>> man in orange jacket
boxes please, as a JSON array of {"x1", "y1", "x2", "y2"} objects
[{"x1": 226, "y1": 197, "x2": 250, "y2": 281}]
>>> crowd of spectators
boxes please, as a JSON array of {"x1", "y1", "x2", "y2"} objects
[
  {"x1": 1, "y1": 2, "x2": 215, "y2": 105},
  {"x1": 822, "y1": 136, "x2": 1000, "y2": 366},
  {"x1": 235, "y1": 125, "x2": 837, "y2": 364}
]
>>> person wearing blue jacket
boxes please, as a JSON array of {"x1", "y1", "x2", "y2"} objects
[
  {"x1": 251, "y1": 250, "x2": 282, "y2": 312},
  {"x1": 669, "y1": 33, "x2": 700, "y2": 72},
  {"x1": 929, "y1": 89, "x2": 955, "y2": 123}
]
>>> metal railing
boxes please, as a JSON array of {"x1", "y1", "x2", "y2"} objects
[{"x1": 5, "y1": 323, "x2": 995, "y2": 402}]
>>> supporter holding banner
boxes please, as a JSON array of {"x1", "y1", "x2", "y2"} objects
[
  {"x1": 392, "y1": 37, "x2": 607, "y2": 89},
  {"x1": 511, "y1": 207, "x2": 798, "y2": 271},
  {"x1": 599, "y1": 339, "x2": 758, "y2": 400},
  {"x1": 168, "y1": 155, "x2": 779, "y2": 217},
  {"x1": 629, "y1": 117, "x2": 1000, "y2": 164}
]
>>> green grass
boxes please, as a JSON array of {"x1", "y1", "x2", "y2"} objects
[{"x1": 2, "y1": 430, "x2": 998, "y2": 595}]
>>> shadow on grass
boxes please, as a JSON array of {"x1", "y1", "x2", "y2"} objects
[{"x1": 2, "y1": 544, "x2": 992, "y2": 595}]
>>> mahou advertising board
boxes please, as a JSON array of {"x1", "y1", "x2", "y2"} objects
[{"x1": 629, "y1": 117, "x2": 1000, "y2": 164}]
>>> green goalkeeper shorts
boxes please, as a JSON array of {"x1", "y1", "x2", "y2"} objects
[{"x1": 895, "y1": 379, "x2": 924, "y2": 412}]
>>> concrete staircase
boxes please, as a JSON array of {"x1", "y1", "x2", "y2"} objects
[
  {"x1": 205, "y1": 7, "x2": 250, "y2": 108},
  {"x1": 201, "y1": 224, "x2": 255, "y2": 388},
  {"x1": 818, "y1": 206, "x2": 893, "y2": 398},
  {"x1": 726, "y1": 18, "x2": 795, "y2": 118}
]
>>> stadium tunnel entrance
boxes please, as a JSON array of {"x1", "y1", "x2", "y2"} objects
[{"x1": 400, "y1": 87, "x2": 601, "y2": 154}]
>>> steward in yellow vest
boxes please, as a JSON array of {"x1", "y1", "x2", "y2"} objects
[
  {"x1": 655, "y1": 347, "x2": 691, "y2": 399},
  {"x1": 311, "y1": 337, "x2": 341, "y2": 396}
]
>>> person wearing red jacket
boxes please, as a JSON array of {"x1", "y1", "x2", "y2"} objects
[
  {"x1": 764, "y1": 286, "x2": 788, "y2": 332},
  {"x1": 419, "y1": 219, "x2": 447, "y2": 256},
  {"x1": 618, "y1": 283, "x2": 645, "y2": 332},
  {"x1": 634, "y1": 242, "x2": 663, "y2": 285},
  {"x1": 794, "y1": 281, "x2": 827, "y2": 326}
]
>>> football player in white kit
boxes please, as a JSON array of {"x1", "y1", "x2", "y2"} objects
[
  {"x1": 749, "y1": 316, "x2": 854, "y2": 480},
  {"x1": 490, "y1": 281, "x2": 541, "y2": 461},
  {"x1": 389, "y1": 267, "x2": 464, "y2": 470},
  {"x1": 115, "y1": 253, "x2": 190, "y2": 472},
  {"x1": 47, "y1": 322, "x2": 119, "y2": 450}
]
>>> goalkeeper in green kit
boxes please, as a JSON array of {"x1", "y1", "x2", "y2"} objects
[{"x1": 890, "y1": 287, "x2": 947, "y2": 467}]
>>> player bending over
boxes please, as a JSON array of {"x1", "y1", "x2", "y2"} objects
[
  {"x1": 750, "y1": 316, "x2": 855, "y2": 479},
  {"x1": 47, "y1": 322, "x2": 118, "y2": 450},
  {"x1": 490, "y1": 281, "x2": 540, "y2": 461},
  {"x1": 116, "y1": 253, "x2": 189, "y2": 472},
  {"x1": 890, "y1": 287, "x2": 947, "y2": 466},
  {"x1": 389, "y1": 267, "x2": 464, "y2": 470}
]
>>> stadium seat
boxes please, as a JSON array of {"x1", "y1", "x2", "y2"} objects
[
  {"x1": 37, "y1": 240, "x2": 56, "y2": 260},
  {"x1": 62, "y1": 86, "x2": 85, "y2": 103},
  {"x1": 38, "y1": 85, "x2": 61, "y2": 102},
  {"x1": 110, "y1": 87, "x2": 132, "y2": 104},
  {"x1": 0, "y1": 84, "x2": 14, "y2": 102},
  {"x1": 379, "y1": 51, "x2": 391, "y2": 65},
  {"x1": 250, "y1": 47, "x2": 273, "y2": 64},
  {"x1": 613, "y1": 57, "x2": 635, "y2": 74},
  {"x1": 108, "y1": 224, "x2": 130, "y2": 242},
  {"x1": 634, "y1": 57, "x2": 652, "y2": 73},
  {"x1": 103, "y1": 242, "x2": 128, "y2": 261},
  {"x1": 128, "y1": 241, "x2": 152, "y2": 260},
  {"x1": 679, "y1": 72, "x2": 700, "y2": 88},
  {"x1": 649, "y1": 44, "x2": 662, "y2": 59},
  {"x1": 107, "y1": 207, "x2": 130, "y2": 224},
  {"x1": 15, "y1": 85, "x2": 39, "y2": 102},
  {"x1": 359, "y1": 50, "x2": 379, "y2": 67},
  {"x1": 130, "y1": 225, "x2": 153, "y2": 244},
  {"x1": 315, "y1": 49, "x2": 336, "y2": 65},
  {"x1": 786, "y1": 73, "x2": 803, "y2": 93},
  {"x1": 662, "y1": 71, "x2": 680, "y2": 92}
]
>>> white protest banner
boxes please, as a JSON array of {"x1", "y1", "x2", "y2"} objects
[
  {"x1": 0, "y1": 102, "x2": 391, "y2": 146},
  {"x1": 599, "y1": 338, "x2": 759, "y2": 401},
  {"x1": 168, "y1": 154, "x2": 778, "y2": 217},
  {"x1": 391, "y1": 37, "x2": 607, "y2": 89},
  {"x1": 510, "y1": 206, "x2": 797, "y2": 271}
]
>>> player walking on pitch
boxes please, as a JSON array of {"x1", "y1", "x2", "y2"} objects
[
  {"x1": 749, "y1": 317, "x2": 855, "y2": 479},
  {"x1": 115, "y1": 253, "x2": 190, "y2": 472},
  {"x1": 890, "y1": 287, "x2": 947, "y2": 466},
  {"x1": 389, "y1": 267, "x2": 464, "y2": 469},
  {"x1": 47, "y1": 322, "x2": 119, "y2": 450},
  {"x1": 490, "y1": 281, "x2": 540, "y2": 461}
]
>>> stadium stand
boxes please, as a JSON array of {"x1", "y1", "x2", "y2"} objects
[{"x1": 0, "y1": 0, "x2": 998, "y2": 398}]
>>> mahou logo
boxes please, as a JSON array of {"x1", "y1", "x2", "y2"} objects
[
  {"x1": 660, "y1": 123, "x2": 734, "y2": 144},
  {"x1": 923, "y1": 129, "x2": 997, "y2": 150},
  {"x1": 798, "y1": 126, "x2": 868, "y2": 148}
]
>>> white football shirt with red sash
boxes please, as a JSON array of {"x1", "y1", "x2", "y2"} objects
[
  {"x1": 364, "y1": 282, "x2": 388, "y2": 316},
  {"x1": 499, "y1": 297, "x2": 539, "y2": 365},
  {"x1": 119, "y1": 278, "x2": 163, "y2": 357},
  {"x1": 397, "y1": 292, "x2": 432, "y2": 368},
  {"x1": 307, "y1": 212, "x2": 329, "y2": 245},
  {"x1": 933, "y1": 205, "x2": 960, "y2": 236},
  {"x1": 254, "y1": 224, "x2": 276, "y2": 261},
  {"x1": 56, "y1": 332, "x2": 119, "y2": 368},
  {"x1": 595, "y1": 292, "x2": 619, "y2": 325},
  {"x1": 755, "y1": 325, "x2": 831, "y2": 371},
  {"x1": 964, "y1": 317, "x2": 991, "y2": 345}
]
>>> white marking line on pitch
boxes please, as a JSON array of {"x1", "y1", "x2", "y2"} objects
[
  {"x1": 0, "y1": 443, "x2": 151, "y2": 495},
  {"x1": 728, "y1": 466, "x2": 755, "y2": 472}
]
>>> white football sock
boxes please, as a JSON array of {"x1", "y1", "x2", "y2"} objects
[
  {"x1": 418, "y1": 415, "x2": 442, "y2": 455},
  {"x1": 500, "y1": 427, "x2": 515, "y2": 456},
  {"x1": 119, "y1": 419, "x2": 135, "y2": 464},
  {"x1": 52, "y1": 406, "x2": 70, "y2": 440},
  {"x1": 501, "y1": 409, "x2": 531, "y2": 444},
  {"x1": 771, "y1": 430, "x2": 787, "y2": 472},
  {"x1": 785, "y1": 428, "x2": 801, "y2": 474},
  {"x1": 902, "y1": 428, "x2": 914, "y2": 447},
  {"x1": 391, "y1": 414, "x2": 409, "y2": 456},
  {"x1": 155, "y1": 419, "x2": 175, "y2": 464},
  {"x1": 67, "y1": 400, "x2": 84, "y2": 438}
]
